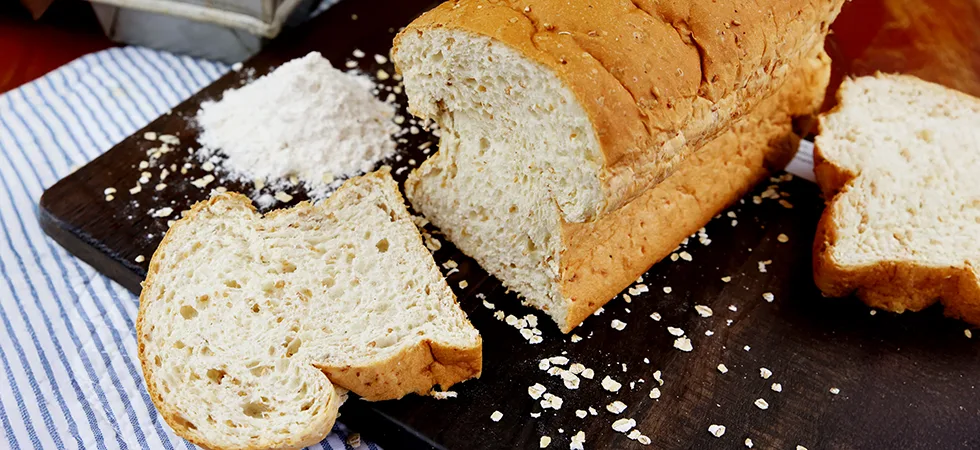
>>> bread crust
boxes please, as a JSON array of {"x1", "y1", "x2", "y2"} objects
[
  {"x1": 812, "y1": 75, "x2": 980, "y2": 325},
  {"x1": 557, "y1": 47, "x2": 831, "y2": 333},
  {"x1": 137, "y1": 170, "x2": 482, "y2": 449},
  {"x1": 395, "y1": 0, "x2": 845, "y2": 219}
]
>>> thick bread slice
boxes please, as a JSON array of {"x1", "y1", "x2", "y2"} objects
[
  {"x1": 406, "y1": 45, "x2": 830, "y2": 332},
  {"x1": 393, "y1": 0, "x2": 845, "y2": 222},
  {"x1": 137, "y1": 169, "x2": 482, "y2": 450},
  {"x1": 813, "y1": 74, "x2": 980, "y2": 324}
]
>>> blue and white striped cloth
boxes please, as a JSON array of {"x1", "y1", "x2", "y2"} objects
[{"x1": 0, "y1": 46, "x2": 377, "y2": 450}]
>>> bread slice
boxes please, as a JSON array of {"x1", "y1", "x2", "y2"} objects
[
  {"x1": 403, "y1": 43, "x2": 831, "y2": 332},
  {"x1": 813, "y1": 74, "x2": 980, "y2": 324},
  {"x1": 393, "y1": 0, "x2": 845, "y2": 222},
  {"x1": 137, "y1": 169, "x2": 482, "y2": 450}
]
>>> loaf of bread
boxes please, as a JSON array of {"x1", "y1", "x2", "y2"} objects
[
  {"x1": 393, "y1": 0, "x2": 841, "y2": 332},
  {"x1": 138, "y1": 169, "x2": 481, "y2": 450},
  {"x1": 813, "y1": 74, "x2": 980, "y2": 325}
]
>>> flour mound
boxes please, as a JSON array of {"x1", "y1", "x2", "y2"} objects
[{"x1": 197, "y1": 52, "x2": 398, "y2": 191}]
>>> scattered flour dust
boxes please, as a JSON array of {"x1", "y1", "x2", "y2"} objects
[{"x1": 196, "y1": 51, "x2": 398, "y2": 199}]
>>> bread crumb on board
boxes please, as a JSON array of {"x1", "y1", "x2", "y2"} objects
[
  {"x1": 490, "y1": 411, "x2": 503, "y2": 422},
  {"x1": 708, "y1": 424, "x2": 726, "y2": 437}
]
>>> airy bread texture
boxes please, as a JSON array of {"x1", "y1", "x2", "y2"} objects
[
  {"x1": 137, "y1": 169, "x2": 481, "y2": 450},
  {"x1": 403, "y1": 35, "x2": 831, "y2": 332},
  {"x1": 394, "y1": 0, "x2": 845, "y2": 221},
  {"x1": 814, "y1": 74, "x2": 980, "y2": 325}
]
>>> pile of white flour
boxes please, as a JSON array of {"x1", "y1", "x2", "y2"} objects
[{"x1": 196, "y1": 52, "x2": 398, "y2": 196}]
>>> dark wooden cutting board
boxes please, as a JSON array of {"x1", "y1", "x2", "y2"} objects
[{"x1": 38, "y1": 0, "x2": 980, "y2": 449}]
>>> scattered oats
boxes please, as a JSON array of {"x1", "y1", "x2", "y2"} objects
[
  {"x1": 520, "y1": 328, "x2": 535, "y2": 340},
  {"x1": 104, "y1": 187, "x2": 117, "y2": 195},
  {"x1": 621, "y1": 363, "x2": 627, "y2": 372},
  {"x1": 754, "y1": 398, "x2": 769, "y2": 410},
  {"x1": 637, "y1": 435, "x2": 652, "y2": 445},
  {"x1": 830, "y1": 387, "x2": 840, "y2": 395},
  {"x1": 191, "y1": 174, "x2": 215, "y2": 188},
  {"x1": 528, "y1": 383, "x2": 546, "y2": 400},
  {"x1": 394, "y1": 115, "x2": 406, "y2": 125},
  {"x1": 374, "y1": 54, "x2": 388, "y2": 64},
  {"x1": 729, "y1": 305, "x2": 738, "y2": 312},
  {"x1": 345, "y1": 60, "x2": 358, "y2": 69},
  {"x1": 762, "y1": 292, "x2": 774, "y2": 302},
  {"x1": 483, "y1": 300, "x2": 495, "y2": 309},
  {"x1": 550, "y1": 356, "x2": 569, "y2": 365},
  {"x1": 570, "y1": 334, "x2": 583, "y2": 343},
  {"x1": 705, "y1": 330, "x2": 714, "y2": 336},
  {"x1": 541, "y1": 393, "x2": 563, "y2": 409},
  {"x1": 727, "y1": 211, "x2": 736, "y2": 218},
  {"x1": 601, "y1": 376, "x2": 622, "y2": 393},
  {"x1": 777, "y1": 233, "x2": 789, "y2": 243},
  {"x1": 679, "y1": 251, "x2": 693, "y2": 261},
  {"x1": 721, "y1": 276, "x2": 732, "y2": 283},
  {"x1": 752, "y1": 195, "x2": 762, "y2": 204},
  {"x1": 744, "y1": 345, "x2": 751, "y2": 351},
  {"x1": 539, "y1": 436, "x2": 551, "y2": 448},
  {"x1": 588, "y1": 407, "x2": 598, "y2": 416},
  {"x1": 575, "y1": 410, "x2": 587, "y2": 419},
  {"x1": 627, "y1": 430, "x2": 642, "y2": 440},
  {"x1": 708, "y1": 424, "x2": 726, "y2": 437},
  {"x1": 458, "y1": 280, "x2": 468, "y2": 289},
  {"x1": 653, "y1": 371, "x2": 663, "y2": 385},
  {"x1": 797, "y1": 446, "x2": 808, "y2": 450},
  {"x1": 158, "y1": 134, "x2": 179, "y2": 145},
  {"x1": 670, "y1": 253, "x2": 679, "y2": 261},
  {"x1": 611, "y1": 319, "x2": 627, "y2": 331},
  {"x1": 758, "y1": 260, "x2": 771, "y2": 272},
  {"x1": 274, "y1": 191, "x2": 293, "y2": 203},
  {"x1": 104, "y1": 195, "x2": 114, "y2": 201},
  {"x1": 727, "y1": 319, "x2": 734, "y2": 326},
  {"x1": 650, "y1": 312, "x2": 662, "y2": 321},
  {"x1": 581, "y1": 368, "x2": 595, "y2": 379},
  {"x1": 409, "y1": 126, "x2": 420, "y2": 135},
  {"x1": 745, "y1": 438, "x2": 754, "y2": 448},
  {"x1": 563, "y1": 374, "x2": 581, "y2": 390},
  {"x1": 771, "y1": 383, "x2": 782, "y2": 392},
  {"x1": 490, "y1": 411, "x2": 503, "y2": 422},
  {"x1": 760, "y1": 368, "x2": 772, "y2": 379},
  {"x1": 695, "y1": 305, "x2": 713, "y2": 317},
  {"x1": 570, "y1": 431, "x2": 585, "y2": 450},
  {"x1": 493, "y1": 310, "x2": 505, "y2": 320},
  {"x1": 135, "y1": 255, "x2": 145, "y2": 263},
  {"x1": 667, "y1": 327, "x2": 685, "y2": 336},
  {"x1": 593, "y1": 307, "x2": 605, "y2": 316},
  {"x1": 155, "y1": 183, "x2": 167, "y2": 191},
  {"x1": 152, "y1": 207, "x2": 174, "y2": 218},
  {"x1": 143, "y1": 131, "x2": 157, "y2": 141},
  {"x1": 201, "y1": 161, "x2": 215, "y2": 172},
  {"x1": 649, "y1": 387, "x2": 661, "y2": 399},
  {"x1": 717, "y1": 364, "x2": 729, "y2": 374},
  {"x1": 779, "y1": 199, "x2": 794, "y2": 209},
  {"x1": 731, "y1": 219, "x2": 738, "y2": 226},
  {"x1": 606, "y1": 401, "x2": 627, "y2": 414},
  {"x1": 376, "y1": 69, "x2": 390, "y2": 80},
  {"x1": 352, "y1": 49, "x2": 365, "y2": 58},
  {"x1": 611, "y1": 418, "x2": 636, "y2": 433},
  {"x1": 870, "y1": 310, "x2": 877, "y2": 316},
  {"x1": 431, "y1": 390, "x2": 457, "y2": 399},
  {"x1": 966, "y1": 329, "x2": 973, "y2": 338},
  {"x1": 663, "y1": 286, "x2": 672, "y2": 294},
  {"x1": 674, "y1": 336, "x2": 693, "y2": 352},
  {"x1": 254, "y1": 178, "x2": 265, "y2": 190},
  {"x1": 530, "y1": 412, "x2": 541, "y2": 418},
  {"x1": 569, "y1": 363, "x2": 585, "y2": 374}
]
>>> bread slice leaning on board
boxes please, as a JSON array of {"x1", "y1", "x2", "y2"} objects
[
  {"x1": 813, "y1": 74, "x2": 980, "y2": 325},
  {"x1": 137, "y1": 169, "x2": 481, "y2": 450},
  {"x1": 393, "y1": 0, "x2": 844, "y2": 332}
]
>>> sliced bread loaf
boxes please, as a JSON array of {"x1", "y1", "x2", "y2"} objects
[
  {"x1": 814, "y1": 74, "x2": 980, "y2": 324},
  {"x1": 137, "y1": 169, "x2": 482, "y2": 450}
]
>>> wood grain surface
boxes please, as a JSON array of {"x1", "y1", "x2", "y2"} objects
[{"x1": 38, "y1": 0, "x2": 980, "y2": 449}]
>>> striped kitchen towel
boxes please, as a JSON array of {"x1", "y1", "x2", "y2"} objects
[{"x1": 0, "y1": 45, "x2": 377, "y2": 450}]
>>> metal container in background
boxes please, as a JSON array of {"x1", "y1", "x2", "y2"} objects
[{"x1": 89, "y1": 0, "x2": 321, "y2": 63}]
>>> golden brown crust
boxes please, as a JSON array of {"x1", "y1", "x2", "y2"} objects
[
  {"x1": 811, "y1": 76, "x2": 980, "y2": 326},
  {"x1": 137, "y1": 171, "x2": 482, "y2": 448},
  {"x1": 557, "y1": 47, "x2": 831, "y2": 333},
  {"x1": 396, "y1": 0, "x2": 845, "y2": 218}
]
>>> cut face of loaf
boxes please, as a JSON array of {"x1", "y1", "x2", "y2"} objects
[
  {"x1": 404, "y1": 37, "x2": 831, "y2": 333},
  {"x1": 813, "y1": 74, "x2": 980, "y2": 324},
  {"x1": 137, "y1": 169, "x2": 481, "y2": 450},
  {"x1": 393, "y1": 0, "x2": 845, "y2": 222}
]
